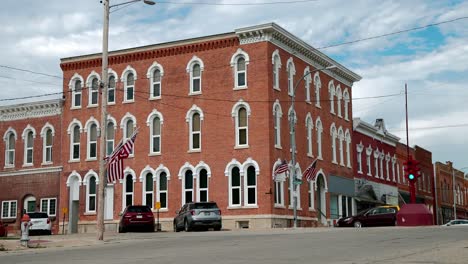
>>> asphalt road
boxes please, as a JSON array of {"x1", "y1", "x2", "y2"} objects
[{"x1": 1, "y1": 226, "x2": 467, "y2": 264}]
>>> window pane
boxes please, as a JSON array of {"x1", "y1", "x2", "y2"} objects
[
  {"x1": 185, "y1": 191, "x2": 193, "y2": 204},
  {"x1": 46, "y1": 130, "x2": 53, "y2": 145},
  {"x1": 153, "y1": 83, "x2": 160, "y2": 97},
  {"x1": 90, "y1": 143, "x2": 97, "y2": 158},
  {"x1": 146, "y1": 194, "x2": 153, "y2": 208},
  {"x1": 192, "y1": 114, "x2": 200, "y2": 131},
  {"x1": 126, "y1": 175, "x2": 133, "y2": 192},
  {"x1": 90, "y1": 125, "x2": 97, "y2": 140},
  {"x1": 238, "y1": 73, "x2": 246, "y2": 87},
  {"x1": 107, "y1": 124, "x2": 114, "y2": 139},
  {"x1": 89, "y1": 196, "x2": 96, "y2": 211},
  {"x1": 8, "y1": 134, "x2": 15, "y2": 148},
  {"x1": 237, "y1": 58, "x2": 245, "y2": 71},
  {"x1": 239, "y1": 129, "x2": 247, "y2": 145},
  {"x1": 73, "y1": 126, "x2": 80, "y2": 142},
  {"x1": 126, "y1": 121, "x2": 134, "y2": 137},
  {"x1": 238, "y1": 108, "x2": 247, "y2": 126},
  {"x1": 248, "y1": 188, "x2": 256, "y2": 204},
  {"x1": 127, "y1": 87, "x2": 134, "y2": 100},
  {"x1": 126, "y1": 195, "x2": 132, "y2": 207},
  {"x1": 160, "y1": 193, "x2": 167, "y2": 208},
  {"x1": 11, "y1": 201, "x2": 17, "y2": 217},
  {"x1": 231, "y1": 167, "x2": 240, "y2": 187},
  {"x1": 90, "y1": 177, "x2": 96, "y2": 194},
  {"x1": 27, "y1": 132, "x2": 33, "y2": 147},
  {"x1": 75, "y1": 80, "x2": 82, "y2": 92},
  {"x1": 153, "y1": 69, "x2": 161, "y2": 82},
  {"x1": 247, "y1": 166, "x2": 256, "y2": 186},
  {"x1": 109, "y1": 76, "x2": 115, "y2": 88},
  {"x1": 75, "y1": 94, "x2": 81, "y2": 106},
  {"x1": 146, "y1": 173, "x2": 153, "y2": 191},
  {"x1": 41, "y1": 200, "x2": 48, "y2": 213},
  {"x1": 193, "y1": 64, "x2": 200, "y2": 77},
  {"x1": 153, "y1": 117, "x2": 160, "y2": 135},
  {"x1": 73, "y1": 145, "x2": 80, "y2": 159},
  {"x1": 232, "y1": 189, "x2": 240, "y2": 205},
  {"x1": 185, "y1": 171, "x2": 193, "y2": 189},
  {"x1": 193, "y1": 134, "x2": 200, "y2": 149},
  {"x1": 2, "y1": 202, "x2": 8, "y2": 217},
  {"x1": 127, "y1": 73, "x2": 134, "y2": 85},
  {"x1": 108, "y1": 89, "x2": 115, "y2": 102},
  {"x1": 27, "y1": 150, "x2": 33, "y2": 163},
  {"x1": 199, "y1": 169, "x2": 208, "y2": 188},
  {"x1": 193, "y1": 79, "x2": 200, "y2": 92},
  {"x1": 160, "y1": 173, "x2": 167, "y2": 191},
  {"x1": 200, "y1": 190, "x2": 207, "y2": 202},
  {"x1": 153, "y1": 137, "x2": 160, "y2": 153}
]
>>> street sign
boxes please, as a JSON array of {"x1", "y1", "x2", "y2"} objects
[
  {"x1": 62, "y1": 207, "x2": 68, "y2": 214},
  {"x1": 155, "y1": 202, "x2": 161, "y2": 210}
]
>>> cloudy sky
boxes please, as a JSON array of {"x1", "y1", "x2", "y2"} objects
[{"x1": 1, "y1": 0, "x2": 467, "y2": 169}]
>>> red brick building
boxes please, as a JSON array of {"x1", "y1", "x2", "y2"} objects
[
  {"x1": 434, "y1": 161, "x2": 468, "y2": 224},
  {"x1": 59, "y1": 23, "x2": 361, "y2": 232},
  {"x1": 0, "y1": 100, "x2": 63, "y2": 234},
  {"x1": 352, "y1": 118, "x2": 400, "y2": 213}
]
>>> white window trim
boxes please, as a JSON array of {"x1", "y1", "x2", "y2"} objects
[
  {"x1": 230, "y1": 48, "x2": 250, "y2": 89},
  {"x1": 69, "y1": 73, "x2": 84, "y2": 109},
  {"x1": 186, "y1": 56, "x2": 204, "y2": 95},
  {"x1": 329, "y1": 81, "x2": 335, "y2": 114},
  {"x1": 4, "y1": 128, "x2": 17, "y2": 168},
  {"x1": 146, "y1": 61, "x2": 164, "y2": 100},
  {"x1": 121, "y1": 66, "x2": 137, "y2": 103},
  {"x1": 107, "y1": 69, "x2": 118, "y2": 105},
  {"x1": 86, "y1": 120, "x2": 99, "y2": 160},
  {"x1": 105, "y1": 117, "x2": 117, "y2": 156},
  {"x1": 122, "y1": 171, "x2": 136, "y2": 211},
  {"x1": 244, "y1": 165, "x2": 258, "y2": 207},
  {"x1": 197, "y1": 169, "x2": 209, "y2": 202},
  {"x1": 273, "y1": 100, "x2": 283, "y2": 149},
  {"x1": 41, "y1": 124, "x2": 55, "y2": 165},
  {"x1": 228, "y1": 166, "x2": 242, "y2": 207},
  {"x1": 356, "y1": 142, "x2": 364, "y2": 174},
  {"x1": 85, "y1": 175, "x2": 97, "y2": 213},
  {"x1": 142, "y1": 170, "x2": 155, "y2": 209},
  {"x1": 305, "y1": 113, "x2": 314, "y2": 157},
  {"x1": 304, "y1": 67, "x2": 311, "y2": 103},
  {"x1": 120, "y1": 113, "x2": 137, "y2": 157},
  {"x1": 373, "y1": 149, "x2": 380, "y2": 178},
  {"x1": 366, "y1": 145, "x2": 373, "y2": 176},
  {"x1": 40, "y1": 198, "x2": 57, "y2": 216},
  {"x1": 232, "y1": 100, "x2": 251, "y2": 148},
  {"x1": 157, "y1": 169, "x2": 169, "y2": 210},
  {"x1": 286, "y1": 58, "x2": 296, "y2": 97},
  {"x1": 343, "y1": 89, "x2": 350, "y2": 121},
  {"x1": 147, "y1": 109, "x2": 164, "y2": 155},
  {"x1": 1, "y1": 200, "x2": 17, "y2": 219},
  {"x1": 314, "y1": 72, "x2": 321, "y2": 108},
  {"x1": 186, "y1": 105, "x2": 204, "y2": 152},
  {"x1": 331, "y1": 124, "x2": 337, "y2": 164},
  {"x1": 385, "y1": 154, "x2": 391, "y2": 181},
  {"x1": 182, "y1": 170, "x2": 195, "y2": 206},
  {"x1": 22, "y1": 126, "x2": 36, "y2": 166},
  {"x1": 345, "y1": 130, "x2": 351, "y2": 168},
  {"x1": 87, "y1": 72, "x2": 100, "y2": 107},
  {"x1": 338, "y1": 128, "x2": 345, "y2": 166},
  {"x1": 316, "y1": 118, "x2": 323, "y2": 159},
  {"x1": 274, "y1": 180, "x2": 285, "y2": 207},
  {"x1": 272, "y1": 49, "x2": 282, "y2": 91},
  {"x1": 308, "y1": 181, "x2": 315, "y2": 211},
  {"x1": 336, "y1": 85, "x2": 342, "y2": 118}
]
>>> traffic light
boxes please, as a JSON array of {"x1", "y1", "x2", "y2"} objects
[{"x1": 403, "y1": 158, "x2": 420, "y2": 181}]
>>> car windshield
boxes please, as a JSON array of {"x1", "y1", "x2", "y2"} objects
[
  {"x1": 193, "y1": 203, "x2": 218, "y2": 209},
  {"x1": 28, "y1": 212, "x2": 48, "y2": 218},
  {"x1": 127, "y1": 206, "x2": 151, "y2": 213}
]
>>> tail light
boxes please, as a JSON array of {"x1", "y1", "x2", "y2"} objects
[
  {"x1": 215, "y1": 210, "x2": 221, "y2": 215},
  {"x1": 47, "y1": 218, "x2": 50, "y2": 224},
  {"x1": 190, "y1": 210, "x2": 195, "y2": 216}
]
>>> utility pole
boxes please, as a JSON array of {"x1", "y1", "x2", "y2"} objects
[
  {"x1": 404, "y1": 83, "x2": 416, "y2": 204},
  {"x1": 97, "y1": 0, "x2": 110, "y2": 241}
]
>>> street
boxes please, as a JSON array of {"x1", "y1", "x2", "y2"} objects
[{"x1": 1, "y1": 226, "x2": 467, "y2": 264}]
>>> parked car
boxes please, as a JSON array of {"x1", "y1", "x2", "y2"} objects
[
  {"x1": 118, "y1": 205, "x2": 155, "y2": 233},
  {"x1": 174, "y1": 202, "x2": 222, "y2": 232},
  {"x1": 442, "y1": 219, "x2": 468, "y2": 226},
  {"x1": 336, "y1": 205, "x2": 399, "y2": 228},
  {"x1": 0, "y1": 220, "x2": 8, "y2": 237},
  {"x1": 28, "y1": 212, "x2": 52, "y2": 235}
]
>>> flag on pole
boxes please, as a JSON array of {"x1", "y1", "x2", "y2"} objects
[
  {"x1": 273, "y1": 160, "x2": 289, "y2": 179},
  {"x1": 303, "y1": 158, "x2": 318, "y2": 182},
  {"x1": 106, "y1": 129, "x2": 138, "y2": 183}
]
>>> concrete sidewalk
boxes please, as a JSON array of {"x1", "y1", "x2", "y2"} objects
[{"x1": 0, "y1": 232, "x2": 128, "y2": 252}]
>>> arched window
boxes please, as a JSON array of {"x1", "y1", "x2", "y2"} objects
[
  {"x1": 151, "y1": 116, "x2": 161, "y2": 154},
  {"x1": 316, "y1": 118, "x2": 323, "y2": 159},
  {"x1": 87, "y1": 123, "x2": 98, "y2": 159},
  {"x1": 124, "y1": 72, "x2": 135, "y2": 102},
  {"x1": 330, "y1": 124, "x2": 337, "y2": 164},
  {"x1": 329, "y1": 81, "x2": 335, "y2": 114},
  {"x1": 190, "y1": 113, "x2": 201, "y2": 151},
  {"x1": 122, "y1": 115, "x2": 136, "y2": 155},
  {"x1": 230, "y1": 167, "x2": 241, "y2": 206},
  {"x1": 231, "y1": 101, "x2": 251, "y2": 148},
  {"x1": 374, "y1": 149, "x2": 380, "y2": 178},
  {"x1": 235, "y1": 57, "x2": 247, "y2": 88},
  {"x1": 343, "y1": 89, "x2": 350, "y2": 120},
  {"x1": 24, "y1": 130, "x2": 34, "y2": 165},
  {"x1": 187, "y1": 57, "x2": 204, "y2": 94},
  {"x1": 198, "y1": 169, "x2": 209, "y2": 202},
  {"x1": 89, "y1": 77, "x2": 99, "y2": 106},
  {"x1": 314, "y1": 73, "x2": 321, "y2": 107},
  {"x1": 158, "y1": 172, "x2": 168, "y2": 209},
  {"x1": 336, "y1": 85, "x2": 342, "y2": 117},
  {"x1": 86, "y1": 176, "x2": 97, "y2": 212},
  {"x1": 308, "y1": 181, "x2": 315, "y2": 210},
  {"x1": 106, "y1": 121, "x2": 115, "y2": 156},
  {"x1": 144, "y1": 172, "x2": 154, "y2": 208},
  {"x1": 124, "y1": 174, "x2": 134, "y2": 208},
  {"x1": 338, "y1": 127, "x2": 344, "y2": 166},
  {"x1": 108, "y1": 74, "x2": 116, "y2": 104},
  {"x1": 273, "y1": 101, "x2": 282, "y2": 148},
  {"x1": 5, "y1": 131, "x2": 16, "y2": 166},
  {"x1": 274, "y1": 178, "x2": 284, "y2": 207},
  {"x1": 306, "y1": 114, "x2": 314, "y2": 157},
  {"x1": 304, "y1": 67, "x2": 311, "y2": 102},
  {"x1": 151, "y1": 69, "x2": 162, "y2": 98},
  {"x1": 345, "y1": 130, "x2": 351, "y2": 168},
  {"x1": 272, "y1": 50, "x2": 281, "y2": 90},
  {"x1": 43, "y1": 128, "x2": 53, "y2": 163},
  {"x1": 71, "y1": 125, "x2": 80, "y2": 160},
  {"x1": 245, "y1": 166, "x2": 257, "y2": 205},
  {"x1": 287, "y1": 58, "x2": 296, "y2": 96},
  {"x1": 72, "y1": 79, "x2": 82, "y2": 108},
  {"x1": 366, "y1": 145, "x2": 373, "y2": 176},
  {"x1": 183, "y1": 170, "x2": 194, "y2": 204}
]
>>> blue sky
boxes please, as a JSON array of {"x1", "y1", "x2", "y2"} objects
[{"x1": 0, "y1": 0, "x2": 467, "y2": 171}]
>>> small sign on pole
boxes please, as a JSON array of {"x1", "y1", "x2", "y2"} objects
[
  {"x1": 62, "y1": 208, "x2": 68, "y2": 235},
  {"x1": 155, "y1": 202, "x2": 161, "y2": 210},
  {"x1": 155, "y1": 202, "x2": 161, "y2": 231}
]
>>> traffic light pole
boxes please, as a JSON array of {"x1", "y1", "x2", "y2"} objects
[{"x1": 405, "y1": 84, "x2": 416, "y2": 204}]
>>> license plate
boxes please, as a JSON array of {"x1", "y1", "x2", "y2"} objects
[
  {"x1": 136, "y1": 215, "x2": 142, "y2": 219},
  {"x1": 204, "y1": 212, "x2": 210, "y2": 216}
]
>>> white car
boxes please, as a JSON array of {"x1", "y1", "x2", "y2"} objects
[
  {"x1": 442, "y1": 219, "x2": 468, "y2": 226},
  {"x1": 28, "y1": 212, "x2": 52, "y2": 235}
]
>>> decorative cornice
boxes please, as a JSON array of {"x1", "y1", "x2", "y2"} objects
[
  {"x1": 235, "y1": 23, "x2": 362, "y2": 87},
  {"x1": 0, "y1": 166, "x2": 62, "y2": 177},
  {"x1": 0, "y1": 99, "x2": 63, "y2": 121},
  {"x1": 60, "y1": 36, "x2": 239, "y2": 71},
  {"x1": 353, "y1": 117, "x2": 400, "y2": 147}
]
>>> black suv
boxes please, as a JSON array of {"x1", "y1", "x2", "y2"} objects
[{"x1": 173, "y1": 202, "x2": 222, "y2": 232}]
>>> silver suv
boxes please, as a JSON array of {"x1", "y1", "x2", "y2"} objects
[{"x1": 173, "y1": 202, "x2": 222, "y2": 232}]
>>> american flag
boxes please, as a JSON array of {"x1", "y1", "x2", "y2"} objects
[
  {"x1": 273, "y1": 160, "x2": 289, "y2": 179},
  {"x1": 303, "y1": 158, "x2": 318, "y2": 182},
  {"x1": 106, "y1": 130, "x2": 138, "y2": 183}
]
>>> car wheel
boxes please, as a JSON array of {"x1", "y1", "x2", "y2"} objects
[
  {"x1": 118, "y1": 226, "x2": 126, "y2": 233},
  {"x1": 47, "y1": 230, "x2": 52, "y2": 235},
  {"x1": 354, "y1": 221, "x2": 362, "y2": 228},
  {"x1": 214, "y1": 227, "x2": 221, "y2": 231},
  {"x1": 184, "y1": 220, "x2": 191, "y2": 232}
]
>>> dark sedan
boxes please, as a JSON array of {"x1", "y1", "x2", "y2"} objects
[
  {"x1": 118, "y1": 205, "x2": 155, "y2": 233},
  {"x1": 336, "y1": 206, "x2": 399, "y2": 228}
]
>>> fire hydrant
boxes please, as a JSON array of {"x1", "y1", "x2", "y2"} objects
[{"x1": 20, "y1": 214, "x2": 33, "y2": 247}]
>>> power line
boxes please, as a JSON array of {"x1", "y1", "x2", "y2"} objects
[
  {"x1": 389, "y1": 123, "x2": 468, "y2": 132},
  {"x1": 0, "y1": 65, "x2": 63, "y2": 79},
  {"x1": 156, "y1": 0, "x2": 318, "y2": 6},
  {"x1": 0, "y1": 75, "x2": 61, "y2": 87},
  {"x1": 317, "y1": 16, "x2": 468, "y2": 50}
]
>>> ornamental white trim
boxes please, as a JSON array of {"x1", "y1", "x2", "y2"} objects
[
  {"x1": 66, "y1": 170, "x2": 82, "y2": 187},
  {"x1": 224, "y1": 159, "x2": 242, "y2": 176},
  {"x1": 185, "y1": 105, "x2": 204, "y2": 122},
  {"x1": 120, "y1": 112, "x2": 137, "y2": 129},
  {"x1": 68, "y1": 73, "x2": 84, "y2": 90},
  {"x1": 178, "y1": 162, "x2": 195, "y2": 179},
  {"x1": 3, "y1": 127, "x2": 17, "y2": 141},
  {"x1": 194, "y1": 161, "x2": 212, "y2": 178},
  {"x1": 85, "y1": 71, "x2": 101, "y2": 88},
  {"x1": 186, "y1": 56, "x2": 204, "y2": 73},
  {"x1": 146, "y1": 61, "x2": 165, "y2": 78},
  {"x1": 40, "y1": 122, "x2": 55, "y2": 137},
  {"x1": 155, "y1": 164, "x2": 171, "y2": 180},
  {"x1": 139, "y1": 165, "x2": 155, "y2": 182},
  {"x1": 67, "y1": 118, "x2": 83, "y2": 134},
  {"x1": 21, "y1": 124, "x2": 36, "y2": 140},
  {"x1": 83, "y1": 169, "x2": 100, "y2": 185},
  {"x1": 120, "y1": 65, "x2": 138, "y2": 82}
]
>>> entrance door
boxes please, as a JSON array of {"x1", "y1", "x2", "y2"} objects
[
  {"x1": 70, "y1": 201, "x2": 79, "y2": 233},
  {"x1": 68, "y1": 175, "x2": 80, "y2": 234},
  {"x1": 104, "y1": 185, "x2": 114, "y2": 220},
  {"x1": 316, "y1": 175, "x2": 327, "y2": 225}
]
